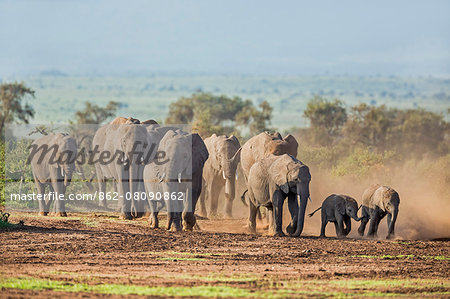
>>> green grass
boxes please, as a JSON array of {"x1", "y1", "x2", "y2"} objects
[
  {"x1": 82, "y1": 219, "x2": 99, "y2": 227},
  {"x1": 351, "y1": 254, "x2": 450, "y2": 260},
  {"x1": 0, "y1": 220, "x2": 14, "y2": 228},
  {"x1": 1, "y1": 276, "x2": 449, "y2": 298},
  {"x1": 157, "y1": 257, "x2": 205, "y2": 261},
  {"x1": 0, "y1": 277, "x2": 263, "y2": 298}
]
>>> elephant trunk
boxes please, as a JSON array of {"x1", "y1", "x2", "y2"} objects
[
  {"x1": 63, "y1": 163, "x2": 74, "y2": 187},
  {"x1": 129, "y1": 164, "x2": 140, "y2": 217},
  {"x1": 292, "y1": 181, "x2": 310, "y2": 237},
  {"x1": 387, "y1": 206, "x2": 398, "y2": 238},
  {"x1": 351, "y1": 210, "x2": 361, "y2": 221},
  {"x1": 224, "y1": 178, "x2": 235, "y2": 218},
  {"x1": 223, "y1": 160, "x2": 236, "y2": 218}
]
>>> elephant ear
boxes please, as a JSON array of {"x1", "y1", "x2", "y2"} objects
[
  {"x1": 210, "y1": 136, "x2": 223, "y2": 171},
  {"x1": 283, "y1": 134, "x2": 299, "y2": 158},
  {"x1": 187, "y1": 133, "x2": 209, "y2": 176},
  {"x1": 228, "y1": 135, "x2": 240, "y2": 146},
  {"x1": 336, "y1": 197, "x2": 346, "y2": 215},
  {"x1": 372, "y1": 187, "x2": 387, "y2": 211},
  {"x1": 272, "y1": 161, "x2": 289, "y2": 194}
]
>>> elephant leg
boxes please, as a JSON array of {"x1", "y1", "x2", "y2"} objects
[
  {"x1": 335, "y1": 215, "x2": 345, "y2": 238},
  {"x1": 148, "y1": 196, "x2": 159, "y2": 229},
  {"x1": 386, "y1": 212, "x2": 397, "y2": 239},
  {"x1": 387, "y1": 213, "x2": 392, "y2": 230},
  {"x1": 95, "y1": 164, "x2": 108, "y2": 208},
  {"x1": 267, "y1": 207, "x2": 274, "y2": 235},
  {"x1": 286, "y1": 192, "x2": 298, "y2": 236},
  {"x1": 333, "y1": 221, "x2": 340, "y2": 237},
  {"x1": 198, "y1": 183, "x2": 208, "y2": 218},
  {"x1": 99, "y1": 178, "x2": 107, "y2": 208},
  {"x1": 320, "y1": 216, "x2": 328, "y2": 237},
  {"x1": 358, "y1": 208, "x2": 370, "y2": 236},
  {"x1": 51, "y1": 174, "x2": 67, "y2": 217},
  {"x1": 168, "y1": 211, "x2": 182, "y2": 232},
  {"x1": 35, "y1": 180, "x2": 47, "y2": 216},
  {"x1": 117, "y1": 170, "x2": 132, "y2": 220},
  {"x1": 272, "y1": 191, "x2": 285, "y2": 237},
  {"x1": 208, "y1": 176, "x2": 221, "y2": 217},
  {"x1": 367, "y1": 216, "x2": 378, "y2": 238},
  {"x1": 247, "y1": 200, "x2": 257, "y2": 234},
  {"x1": 183, "y1": 181, "x2": 201, "y2": 231},
  {"x1": 343, "y1": 215, "x2": 351, "y2": 236},
  {"x1": 374, "y1": 215, "x2": 383, "y2": 236}
]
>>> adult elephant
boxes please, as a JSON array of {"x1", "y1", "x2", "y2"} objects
[
  {"x1": 144, "y1": 129, "x2": 208, "y2": 231},
  {"x1": 241, "y1": 131, "x2": 298, "y2": 183},
  {"x1": 245, "y1": 154, "x2": 311, "y2": 237},
  {"x1": 358, "y1": 184, "x2": 400, "y2": 239},
  {"x1": 29, "y1": 133, "x2": 77, "y2": 216},
  {"x1": 92, "y1": 122, "x2": 149, "y2": 219},
  {"x1": 240, "y1": 132, "x2": 298, "y2": 220},
  {"x1": 198, "y1": 134, "x2": 241, "y2": 218}
]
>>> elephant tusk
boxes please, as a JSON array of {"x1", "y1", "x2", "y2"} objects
[
  {"x1": 178, "y1": 173, "x2": 182, "y2": 183},
  {"x1": 159, "y1": 172, "x2": 166, "y2": 183},
  {"x1": 235, "y1": 172, "x2": 238, "y2": 181},
  {"x1": 222, "y1": 170, "x2": 226, "y2": 180},
  {"x1": 60, "y1": 167, "x2": 64, "y2": 177}
]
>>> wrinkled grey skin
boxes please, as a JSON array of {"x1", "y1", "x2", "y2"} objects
[
  {"x1": 143, "y1": 130, "x2": 208, "y2": 231},
  {"x1": 198, "y1": 134, "x2": 241, "y2": 218},
  {"x1": 245, "y1": 154, "x2": 311, "y2": 237},
  {"x1": 92, "y1": 123, "x2": 148, "y2": 219},
  {"x1": 309, "y1": 194, "x2": 361, "y2": 238},
  {"x1": 240, "y1": 132, "x2": 298, "y2": 220},
  {"x1": 241, "y1": 132, "x2": 298, "y2": 184},
  {"x1": 30, "y1": 133, "x2": 77, "y2": 216},
  {"x1": 358, "y1": 184, "x2": 400, "y2": 239}
]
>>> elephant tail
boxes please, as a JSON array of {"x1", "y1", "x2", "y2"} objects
[
  {"x1": 240, "y1": 189, "x2": 249, "y2": 206},
  {"x1": 308, "y1": 206, "x2": 321, "y2": 217}
]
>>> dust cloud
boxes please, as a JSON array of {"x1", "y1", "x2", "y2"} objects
[
  {"x1": 303, "y1": 158, "x2": 450, "y2": 240},
  {"x1": 204, "y1": 157, "x2": 449, "y2": 240}
]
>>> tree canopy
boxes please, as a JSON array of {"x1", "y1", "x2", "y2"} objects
[
  {"x1": 75, "y1": 101, "x2": 119, "y2": 125},
  {"x1": 0, "y1": 82, "x2": 35, "y2": 135},
  {"x1": 303, "y1": 96, "x2": 347, "y2": 145},
  {"x1": 166, "y1": 92, "x2": 273, "y2": 138}
]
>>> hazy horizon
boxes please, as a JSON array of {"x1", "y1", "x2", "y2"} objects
[{"x1": 1, "y1": 0, "x2": 449, "y2": 77}]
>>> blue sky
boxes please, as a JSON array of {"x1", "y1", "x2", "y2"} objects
[{"x1": 1, "y1": 0, "x2": 449, "y2": 76}]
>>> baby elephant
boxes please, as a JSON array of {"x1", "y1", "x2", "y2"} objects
[
  {"x1": 309, "y1": 194, "x2": 361, "y2": 238},
  {"x1": 358, "y1": 184, "x2": 400, "y2": 239}
]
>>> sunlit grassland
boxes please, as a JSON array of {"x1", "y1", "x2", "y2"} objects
[{"x1": 1, "y1": 275, "x2": 448, "y2": 297}]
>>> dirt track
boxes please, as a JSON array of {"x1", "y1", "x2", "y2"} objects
[{"x1": 0, "y1": 213, "x2": 449, "y2": 298}]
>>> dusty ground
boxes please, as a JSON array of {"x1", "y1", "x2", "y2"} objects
[{"x1": 0, "y1": 212, "x2": 449, "y2": 298}]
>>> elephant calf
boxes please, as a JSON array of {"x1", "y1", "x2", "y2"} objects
[
  {"x1": 309, "y1": 194, "x2": 361, "y2": 238},
  {"x1": 358, "y1": 184, "x2": 400, "y2": 239}
]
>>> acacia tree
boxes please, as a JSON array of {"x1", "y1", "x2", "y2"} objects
[
  {"x1": 75, "y1": 101, "x2": 119, "y2": 125},
  {"x1": 303, "y1": 96, "x2": 347, "y2": 145},
  {"x1": 0, "y1": 82, "x2": 35, "y2": 136},
  {"x1": 166, "y1": 92, "x2": 273, "y2": 138}
]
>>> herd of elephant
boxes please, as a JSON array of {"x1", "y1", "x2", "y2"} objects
[{"x1": 29, "y1": 116, "x2": 400, "y2": 239}]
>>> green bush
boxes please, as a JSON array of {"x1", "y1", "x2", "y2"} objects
[{"x1": 331, "y1": 147, "x2": 396, "y2": 178}]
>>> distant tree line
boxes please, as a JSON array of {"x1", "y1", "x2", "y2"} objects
[{"x1": 302, "y1": 95, "x2": 449, "y2": 158}]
